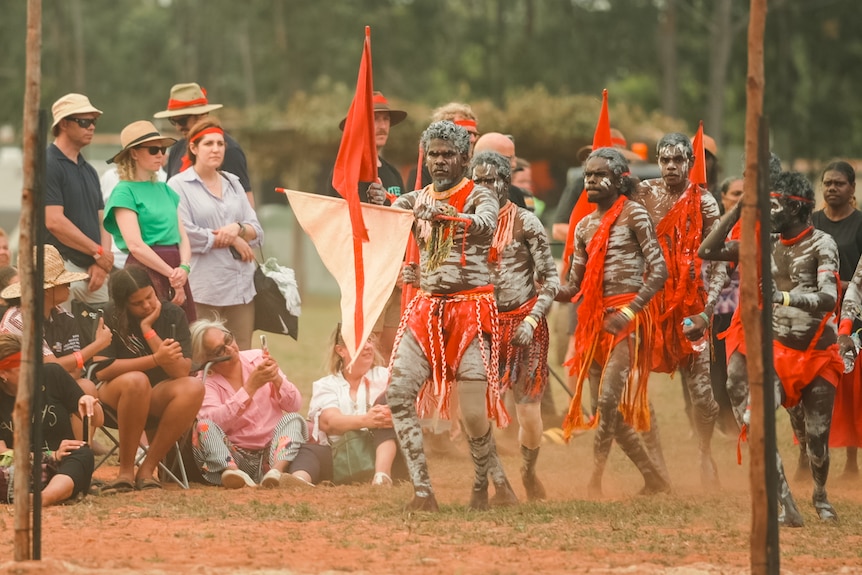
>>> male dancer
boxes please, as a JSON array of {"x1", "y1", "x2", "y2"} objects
[
  {"x1": 698, "y1": 159, "x2": 806, "y2": 527},
  {"x1": 558, "y1": 148, "x2": 670, "y2": 497},
  {"x1": 375, "y1": 121, "x2": 511, "y2": 511},
  {"x1": 472, "y1": 151, "x2": 559, "y2": 501},
  {"x1": 631, "y1": 133, "x2": 726, "y2": 487}
]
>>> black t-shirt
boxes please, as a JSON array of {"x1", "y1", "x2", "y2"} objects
[
  {"x1": 0, "y1": 363, "x2": 82, "y2": 451},
  {"x1": 323, "y1": 155, "x2": 405, "y2": 203},
  {"x1": 166, "y1": 132, "x2": 252, "y2": 192},
  {"x1": 508, "y1": 184, "x2": 534, "y2": 212},
  {"x1": 44, "y1": 143, "x2": 105, "y2": 268},
  {"x1": 812, "y1": 210, "x2": 862, "y2": 281},
  {"x1": 553, "y1": 175, "x2": 585, "y2": 225},
  {"x1": 102, "y1": 301, "x2": 192, "y2": 385}
]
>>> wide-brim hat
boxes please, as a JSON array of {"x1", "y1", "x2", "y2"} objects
[
  {"x1": 153, "y1": 83, "x2": 223, "y2": 119},
  {"x1": 107, "y1": 120, "x2": 177, "y2": 164},
  {"x1": 1, "y1": 245, "x2": 89, "y2": 300},
  {"x1": 576, "y1": 128, "x2": 642, "y2": 163},
  {"x1": 339, "y1": 91, "x2": 408, "y2": 130},
  {"x1": 51, "y1": 93, "x2": 103, "y2": 129}
]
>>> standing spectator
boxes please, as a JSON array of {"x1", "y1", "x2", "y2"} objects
[
  {"x1": 155, "y1": 83, "x2": 255, "y2": 208},
  {"x1": 171, "y1": 119, "x2": 263, "y2": 350},
  {"x1": 190, "y1": 318, "x2": 305, "y2": 488},
  {"x1": 44, "y1": 94, "x2": 114, "y2": 307},
  {"x1": 811, "y1": 161, "x2": 862, "y2": 477},
  {"x1": 473, "y1": 133, "x2": 535, "y2": 212},
  {"x1": 103, "y1": 121, "x2": 195, "y2": 321}
]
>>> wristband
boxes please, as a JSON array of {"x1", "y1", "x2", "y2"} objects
[
  {"x1": 73, "y1": 351, "x2": 84, "y2": 370},
  {"x1": 782, "y1": 291, "x2": 791, "y2": 307},
  {"x1": 94, "y1": 245, "x2": 104, "y2": 258},
  {"x1": 619, "y1": 307, "x2": 636, "y2": 322},
  {"x1": 179, "y1": 263, "x2": 191, "y2": 274},
  {"x1": 143, "y1": 329, "x2": 157, "y2": 341},
  {"x1": 839, "y1": 319, "x2": 854, "y2": 336},
  {"x1": 523, "y1": 316, "x2": 538, "y2": 329},
  {"x1": 698, "y1": 312, "x2": 710, "y2": 324}
]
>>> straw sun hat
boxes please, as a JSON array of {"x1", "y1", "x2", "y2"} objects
[
  {"x1": 153, "y1": 83, "x2": 224, "y2": 119},
  {"x1": 107, "y1": 120, "x2": 177, "y2": 165},
  {"x1": 51, "y1": 93, "x2": 102, "y2": 129},
  {"x1": 0, "y1": 245, "x2": 90, "y2": 300}
]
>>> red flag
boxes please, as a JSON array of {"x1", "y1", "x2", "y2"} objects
[
  {"x1": 689, "y1": 121, "x2": 708, "y2": 186},
  {"x1": 330, "y1": 26, "x2": 377, "y2": 351},
  {"x1": 332, "y1": 26, "x2": 376, "y2": 242},
  {"x1": 401, "y1": 142, "x2": 424, "y2": 312},
  {"x1": 561, "y1": 89, "x2": 613, "y2": 280}
]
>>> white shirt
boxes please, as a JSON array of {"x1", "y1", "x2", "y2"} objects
[{"x1": 307, "y1": 366, "x2": 388, "y2": 445}]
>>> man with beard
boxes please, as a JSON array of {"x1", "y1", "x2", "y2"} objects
[
  {"x1": 371, "y1": 121, "x2": 511, "y2": 511},
  {"x1": 557, "y1": 147, "x2": 670, "y2": 497}
]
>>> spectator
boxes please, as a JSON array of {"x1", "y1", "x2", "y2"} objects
[
  {"x1": 190, "y1": 318, "x2": 305, "y2": 488},
  {"x1": 0, "y1": 333, "x2": 103, "y2": 505},
  {"x1": 171, "y1": 119, "x2": 263, "y2": 350},
  {"x1": 103, "y1": 120, "x2": 196, "y2": 321},
  {"x1": 155, "y1": 83, "x2": 255, "y2": 208},
  {"x1": 94, "y1": 266, "x2": 204, "y2": 493},
  {"x1": 44, "y1": 94, "x2": 114, "y2": 307},
  {"x1": 285, "y1": 325, "x2": 405, "y2": 487},
  {"x1": 0, "y1": 266, "x2": 17, "y2": 312}
]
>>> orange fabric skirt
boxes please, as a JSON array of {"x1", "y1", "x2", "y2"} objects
[
  {"x1": 830, "y1": 354, "x2": 862, "y2": 447},
  {"x1": 773, "y1": 341, "x2": 843, "y2": 408}
]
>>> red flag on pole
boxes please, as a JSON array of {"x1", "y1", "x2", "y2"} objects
[
  {"x1": 689, "y1": 121, "x2": 708, "y2": 186},
  {"x1": 561, "y1": 89, "x2": 614, "y2": 280},
  {"x1": 330, "y1": 26, "x2": 376, "y2": 351}
]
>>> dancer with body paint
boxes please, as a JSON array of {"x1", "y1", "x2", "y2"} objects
[
  {"x1": 631, "y1": 133, "x2": 726, "y2": 488},
  {"x1": 369, "y1": 121, "x2": 511, "y2": 511},
  {"x1": 472, "y1": 150, "x2": 559, "y2": 501},
  {"x1": 557, "y1": 147, "x2": 670, "y2": 497}
]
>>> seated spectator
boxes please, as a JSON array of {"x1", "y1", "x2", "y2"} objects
[
  {"x1": 0, "y1": 246, "x2": 112, "y2": 384},
  {"x1": 285, "y1": 325, "x2": 405, "y2": 487},
  {"x1": 189, "y1": 318, "x2": 305, "y2": 488},
  {"x1": 94, "y1": 266, "x2": 203, "y2": 493},
  {"x1": 0, "y1": 333, "x2": 103, "y2": 505}
]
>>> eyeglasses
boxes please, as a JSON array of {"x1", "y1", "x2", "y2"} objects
[
  {"x1": 136, "y1": 145, "x2": 167, "y2": 156},
  {"x1": 168, "y1": 115, "x2": 192, "y2": 128},
  {"x1": 65, "y1": 117, "x2": 97, "y2": 129},
  {"x1": 208, "y1": 331, "x2": 235, "y2": 358}
]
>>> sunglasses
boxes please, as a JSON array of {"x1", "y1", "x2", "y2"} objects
[
  {"x1": 208, "y1": 331, "x2": 235, "y2": 358},
  {"x1": 66, "y1": 117, "x2": 97, "y2": 129},
  {"x1": 168, "y1": 115, "x2": 192, "y2": 128},
  {"x1": 136, "y1": 145, "x2": 167, "y2": 156}
]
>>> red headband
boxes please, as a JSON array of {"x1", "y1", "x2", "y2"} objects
[
  {"x1": 770, "y1": 192, "x2": 814, "y2": 204},
  {"x1": 0, "y1": 352, "x2": 21, "y2": 371},
  {"x1": 191, "y1": 127, "x2": 224, "y2": 145},
  {"x1": 611, "y1": 136, "x2": 627, "y2": 148},
  {"x1": 167, "y1": 87, "x2": 209, "y2": 111},
  {"x1": 454, "y1": 119, "x2": 477, "y2": 131}
]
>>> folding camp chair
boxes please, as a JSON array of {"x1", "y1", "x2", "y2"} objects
[{"x1": 86, "y1": 355, "x2": 230, "y2": 489}]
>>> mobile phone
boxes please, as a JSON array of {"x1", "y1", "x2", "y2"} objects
[
  {"x1": 260, "y1": 334, "x2": 269, "y2": 355},
  {"x1": 82, "y1": 414, "x2": 89, "y2": 444}
]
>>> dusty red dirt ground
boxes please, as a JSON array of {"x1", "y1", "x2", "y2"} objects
[{"x1": 2, "y1": 425, "x2": 862, "y2": 575}]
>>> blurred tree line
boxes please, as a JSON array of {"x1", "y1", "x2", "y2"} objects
[{"x1": 1, "y1": 0, "x2": 860, "y2": 206}]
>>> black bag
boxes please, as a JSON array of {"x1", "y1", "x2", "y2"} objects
[
  {"x1": 331, "y1": 430, "x2": 376, "y2": 485},
  {"x1": 253, "y1": 263, "x2": 299, "y2": 340}
]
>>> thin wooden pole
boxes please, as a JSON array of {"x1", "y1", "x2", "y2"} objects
[
  {"x1": 740, "y1": 1, "x2": 779, "y2": 573},
  {"x1": 14, "y1": 0, "x2": 41, "y2": 561}
]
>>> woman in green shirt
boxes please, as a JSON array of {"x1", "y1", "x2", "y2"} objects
[{"x1": 104, "y1": 121, "x2": 196, "y2": 321}]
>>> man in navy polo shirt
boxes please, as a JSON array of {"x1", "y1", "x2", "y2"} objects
[{"x1": 45, "y1": 93, "x2": 114, "y2": 307}]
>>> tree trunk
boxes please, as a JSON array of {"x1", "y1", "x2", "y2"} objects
[{"x1": 658, "y1": 0, "x2": 678, "y2": 118}]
